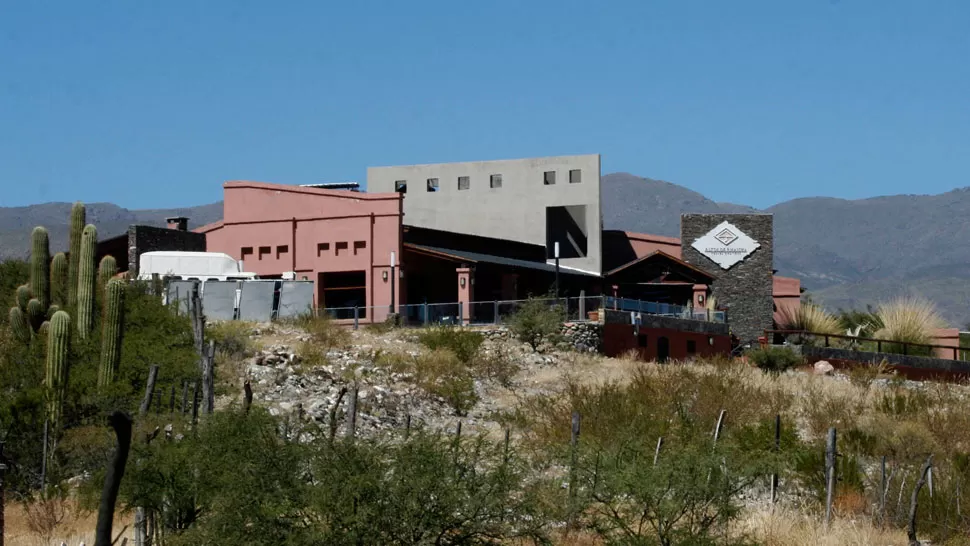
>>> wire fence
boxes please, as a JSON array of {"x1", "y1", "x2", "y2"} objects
[{"x1": 318, "y1": 295, "x2": 726, "y2": 329}]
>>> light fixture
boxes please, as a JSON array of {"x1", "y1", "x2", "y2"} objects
[
  {"x1": 698, "y1": 294, "x2": 705, "y2": 304},
  {"x1": 709, "y1": 336, "x2": 714, "y2": 346},
  {"x1": 382, "y1": 271, "x2": 388, "y2": 281},
  {"x1": 460, "y1": 277, "x2": 466, "y2": 288}
]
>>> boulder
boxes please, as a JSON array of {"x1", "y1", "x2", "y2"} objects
[{"x1": 813, "y1": 361, "x2": 835, "y2": 375}]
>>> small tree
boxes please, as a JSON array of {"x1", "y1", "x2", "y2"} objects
[{"x1": 507, "y1": 296, "x2": 565, "y2": 352}]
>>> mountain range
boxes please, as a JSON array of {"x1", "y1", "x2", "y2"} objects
[{"x1": 2, "y1": 174, "x2": 968, "y2": 326}]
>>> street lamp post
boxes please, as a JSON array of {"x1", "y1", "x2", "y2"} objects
[
  {"x1": 390, "y1": 251, "x2": 396, "y2": 315},
  {"x1": 554, "y1": 242, "x2": 560, "y2": 298}
]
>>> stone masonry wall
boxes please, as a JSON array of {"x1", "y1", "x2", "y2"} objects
[
  {"x1": 128, "y1": 225, "x2": 207, "y2": 276},
  {"x1": 681, "y1": 214, "x2": 774, "y2": 343}
]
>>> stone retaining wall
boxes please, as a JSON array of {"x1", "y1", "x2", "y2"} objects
[{"x1": 475, "y1": 321, "x2": 603, "y2": 353}]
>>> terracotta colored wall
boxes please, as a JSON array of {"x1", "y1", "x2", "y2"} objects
[
  {"x1": 772, "y1": 275, "x2": 801, "y2": 326},
  {"x1": 933, "y1": 328, "x2": 961, "y2": 360},
  {"x1": 603, "y1": 323, "x2": 732, "y2": 361},
  {"x1": 623, "y1": 231, "x2": 683, "y2": 259},
  {"x1": 200, "y1": 181, "x2": 403, "y2": 322}
]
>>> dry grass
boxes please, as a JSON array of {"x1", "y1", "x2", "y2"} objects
[
  {"x1": 744, "y1": 506, "x2": 908, "y2": 546},
  {"x1": 777, "y1": 302, "x2": 843, "y2": 335},
  {"x1": 4, "y1": 500, "x2": 134, "y2": 546},
  {"x1": 874, "y1": 296, "x2": 947, "y2": 346}
]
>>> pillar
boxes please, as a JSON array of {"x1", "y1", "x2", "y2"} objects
[{"x1": 457, "y1": 267, "x2": 473, "y2": 325}]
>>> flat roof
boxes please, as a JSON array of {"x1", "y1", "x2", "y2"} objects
[{"x1": 404, "y1": 243, "x2": 600, "y2": 277}]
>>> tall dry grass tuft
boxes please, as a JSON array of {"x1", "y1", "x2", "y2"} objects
[
  {"x1": 777, "y1": 302, "x2": 842, "y2": 335},
  {"x1": 744, "y1": 506, "x2": 908, "y2": 546},
  {"x1": 874, "y1": 296, "x2": 946, "y2": 346}
]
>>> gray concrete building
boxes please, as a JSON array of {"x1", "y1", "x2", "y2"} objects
[{"x1": 367, "y1": 154, "x2": 603, "y2": 275}]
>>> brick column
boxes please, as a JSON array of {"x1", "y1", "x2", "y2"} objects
[{"x1": 457, "y1": 268, "x2": 473, "y2": 325}]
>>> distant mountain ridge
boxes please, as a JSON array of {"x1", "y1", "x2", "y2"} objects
[{"x1": 2, "y1": 175, "x2": 968, "y2": 325}]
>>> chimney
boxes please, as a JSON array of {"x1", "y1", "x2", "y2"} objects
[{"x1": 166, "y1": 216, "x2": 188, "y2": 231}]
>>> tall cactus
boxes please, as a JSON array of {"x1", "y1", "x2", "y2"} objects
[
  {"x1": 50, "y1": 252, "x2": 68, "y2": 307},
  {"x1": 97, "y1": 256, "x2": 118, "y2": 305},
  {"x1": 8, "y1": 307, "x2": 30, "y2": 343},
  {"x1": 98, "y1": 281, "x2": 125, "y2": 388},
  {"x1": 67, "y1": 202, "x2": 86, "y2": 308},
  {"x1": 46, "y1": 311, "x2": 71, "y2": 431},
  {"x1": 27, "y1": 298, "x2": 45, "y2": 332},
  {"x1": 30, "y1": 226, "x2": 51, "y2": 308},
  {"x1": 77, "y1": 224, "x2": 97, "y2": 339},
  {"x1": 16, "y1": 285, "x2": 30, "y2": 312}
]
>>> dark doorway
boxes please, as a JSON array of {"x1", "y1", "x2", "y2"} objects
[
  {"x1": 320, "y1": 270, "x2": 367, "y2": 318},
  {"x1": 657, "y1": 336, "x2": 670, "y2": 363}
]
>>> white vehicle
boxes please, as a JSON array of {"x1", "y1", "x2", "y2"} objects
[{"x1": 137, "y1": 251, "x2": 258, "y2": 282}]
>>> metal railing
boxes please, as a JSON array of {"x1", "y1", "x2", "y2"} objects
[
  {"x1": 318, "y1": 295, "x2": 726, "y2": 329},
  {"x1": 766, "y1": 329, "x2": 966, "y2": 361}
]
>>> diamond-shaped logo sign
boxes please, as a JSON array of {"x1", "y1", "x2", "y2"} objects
[{"x1": 691, "y1": 221, "x2": 760, "y2": 270}]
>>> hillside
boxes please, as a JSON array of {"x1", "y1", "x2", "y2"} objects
[{"x1": 3, "y1": 174, "x2": 970, "y2": 324}]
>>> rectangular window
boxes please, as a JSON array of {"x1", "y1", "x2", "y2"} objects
[
  {"x1": 687, "y1": 340, "x2": 697, "y2": 354},
  {"x1": 638, "y1": 334, "x2": 648, "y2": 347},
  {"x1": 316, "y1": 242, "x2": 330, "y2": 257},
  {"x1": 394, "y1": 180, "x2": 407, "y2": 193},
  {"x1": 457, "y1": 176, "x2": 470, "y2": 190},
  {"x1": 241, "y1": 247, "x2": 254, "y2": 260},
  {"x1": 569, "y1": 169, "x2": 582, "y2": 184},
  {"x1": 276, "y1": 245, "x2": 289, "y2": 259},
  {"x1": 490, "y1": 174, "x2": 502, "y2": 188},
  {"x1": 353, "y1": 241, "x2": 366, "y2": 255},
  {"x1": 426, "y1": 178, "x2": 439, "y2": 192},
  {"x1": 258, "y1": 246, "x2": 271, "y2": 260},
  {"x1": 335, "y1": 241, "x2": 348, "y2": 256},
  {"x1": 543, "y1": 171, "x2": 556, "y2": 185}
]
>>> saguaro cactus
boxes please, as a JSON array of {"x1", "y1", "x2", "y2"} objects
[
  {"x1": 46, "y1": 311, "x2": 71, "y2": 431},
  {"x1": 27, "y1": 298, "x2": 45, "y2": 332},
  {"x1": 50, "y1": 252, "x2": 68, "y2": 307},
  {"x1": 30, "y1": 226, "x2": 51, "y2": 308},
  {"x1": 99, "y1": 280, "x2": 125, "y2": 388},
  {"x1": 16, "y1": 285, "x2": 30, "y2": 312},
  {"x1": 8, "y1": 307, "x2": 30, "y2": 343},
  {"x1": 77, "y1": 224, "x2": 97, "y2": 339},
  {"x1": 97, "y1": 256, "x2": 118, "y2": 304},
  {"x1": 67, "y1": 202, "x2": 86, "y2": 308}
]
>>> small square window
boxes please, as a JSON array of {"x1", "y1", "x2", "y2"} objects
[
  {"x1": 543, "y1": 171, "x2": 556, "y2": 185},
  {"x1": 569, "y1": 169, "x2": 582, "y2": 184},
  {"x1": 353, "y1": 241, "x2": 366, "y2": 255},
  {"x1": 335, "y1": 242, "x2": 348, "y2": 256},
  {"x1": 637, "y1": 334, "x2": 648, "y2": 347},
  {"x1": 258, "y1": 246, "x2": 271, "y2": 260},
  {"x1": 490, "y1": 174, "x2": 502, "y2": 188},
  {"x1": 276, "y1": 245, "x2": 289, "y2": 259},
  {"x1": 317, "y1": 242, "x2": 330, "y2": 257},
  {"x1": 458, "y1": 176, "x2": 470, "y2": 190},
  {"x1": 687, "y1": 340, "x2": 697, "y2": 354},
  {"x1": 394, "y1": 180, "x2": 407, "y2": 193},
  {"x1": 426, "y1": 178, "x2": 439, "y2": 192},
  {"x1": 241, "y1": 247, "x2": 254, "y2": 259}
]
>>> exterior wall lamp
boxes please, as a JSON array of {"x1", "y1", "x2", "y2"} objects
[
  {"x1": 382, "y1": 271, "x2": 388, "y2": 282},
  {"x1": 460, "y1": 277, "x2": 466, "y2": 288}
]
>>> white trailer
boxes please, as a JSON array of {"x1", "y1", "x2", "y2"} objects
[{"x1": 137, "y1": 251, "x2": 257, "y2": 282}]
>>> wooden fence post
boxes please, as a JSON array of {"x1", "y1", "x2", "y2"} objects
[
  {"x1": 202, "y1": 340, "x2": 215, "y2": 415},
  {"x1": 139, "y1": 366, "x2": 159, "y2": 416},
  {"x1": 908, "y1": 455, "x2": 934, "y2": 546},
  {"x1": 881, "y1": 455, "x2": 888, "y2": 525},
  {"x1": 569, "y1": 411, "x2": 581, "y2": 508},
  {"x1": 180, "y1": 381, "x2": 188, "y2": 415},
  {"x1": 345, "y1": 383, "x2": 358, "y2": 440},
  {"x1": 243, "y1": 380, "x2": 253, "y2": 414},
  {"x1": 94, "y1": 412, "x2": 132, "y2": 546},
  {"x1": 825, "y1": 427, "x2": 837, "y2": 528}
]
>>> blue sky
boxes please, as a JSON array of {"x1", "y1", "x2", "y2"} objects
[{"x1": 1, "y1": 0, "x2": 968, "y2": 210}]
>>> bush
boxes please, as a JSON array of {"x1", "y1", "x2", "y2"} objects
[
  {"x1": 417, "y1": 326, "x2": 484, "y2": 362},
  {"x1": 746, "y1": 346, "x2": 803, "y2": 374},
  {"x1": 777, "y1": 301, "x2": 842, "y2": 335},
  {"x1": 297, "y1": 313, "x2": 352, "y2": 350},
  {"x1": 413, "y1": 349, "x2": 478, "y2": 415},
  {"x1": 507, "y1": 297, "x2": 565, "y2": 351},
  {"x1": 206, "y1": 320, "x2": 258, "y2": 359},
  {"x1": 874, "y1": 296, "x2": 946, "y2": 355}
]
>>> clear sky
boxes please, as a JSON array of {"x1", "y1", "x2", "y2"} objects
[{"x1": 1, "y1": 0, "x2": 968, "y2": 210}]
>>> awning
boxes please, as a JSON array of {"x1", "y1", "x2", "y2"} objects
[{"x1": 404, "y1": 244, "x2": 600, "y2": 277}]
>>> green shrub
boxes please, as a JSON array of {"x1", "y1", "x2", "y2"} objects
[
  {"x1": 295, "y1": 313, "x2": 351, "y2": 350},
  {"x1": 746, "y1": 346, "x2": 803, "y2": 374},
  {"x1": 416, "y1": 326, "x2": 483, "y2": 362},
  {"x1": 413, "y1": 349, "x2": 479, "y2": 416},
  {"x1": 874, "y1": 296, "x2": 946, "y2": 355},
  {"x1": 507, "y1": 297, "x2": 565, "y2": 351},
  {"x1": 206, "y1": 320, "x2": 257, "y2": 359}
]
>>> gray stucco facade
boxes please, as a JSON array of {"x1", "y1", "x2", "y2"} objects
[
  {"x1": 680, "y1": 214, "x2": 774, "y2": 343},
  {"x1": 367, "y1": 154, "x2": 603, "y2": 275}
]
